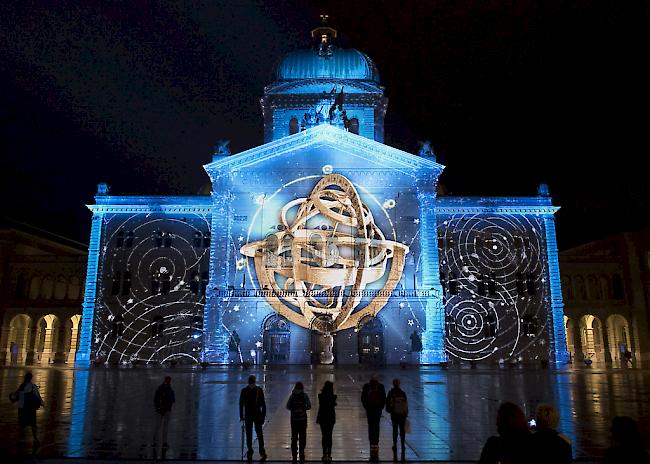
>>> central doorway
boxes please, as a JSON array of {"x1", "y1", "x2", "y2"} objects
[
  {"x1": 263, "y1": 314, "x2": 290, "y2": 364},
  {"x1": 358, "y1": 316, "x2": 384, "y2": 365}
]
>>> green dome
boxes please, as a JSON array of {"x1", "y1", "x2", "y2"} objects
[{"x1": 276, "y1": 48, "x2": 380, "y2": 82}]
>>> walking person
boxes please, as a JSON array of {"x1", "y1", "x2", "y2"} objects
[
  {"x1": 361, "y1": 374, "x2": 386, "y2": 462},
  {"x1": 239, "y1": 375, "x2": 267, "y2": 462},
  {"x1": 386, "y1": 378, "x2": 408, "y2": 461},
  {"x1": 153, "y1": 376, "x2": 175, "y2": 454},
  {"x1": 10, "y1": 372, "x2": 43, "y2": 452},
  {"x1": 316, "y1": 381, "x2": 337, "y2": 462},
  {"x1": 286, "y1": 381, "x2": 311, "y2": 463}
]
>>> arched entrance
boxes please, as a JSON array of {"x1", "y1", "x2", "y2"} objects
[
  {"x1": 262, "y1": 314, "x2": 290, "y2": 364},
  {"x1": 6, "y1": 314, "x2": 32, "y2": 364},
  {"x1": 606, "y1": 314, "x2": 632, "y2": 362},
  {"x1": 358, "y1": 316, "x2": 384, "y2": 365},
  {"x1": 34, "y1": 314, "x2": 60, "y2": 364},
  {"x1": 579, "y1": 314, "x2": 605, "y2": 362}
]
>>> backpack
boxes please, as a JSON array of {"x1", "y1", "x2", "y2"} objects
[
  {"x1": 22, "y1": 390, "x2": 41, "y2": 411},
  {"x1": 392, "y1": 394, "x2": 408, "y2": 416},
  {"x1": 367, "y1": 384, "x2": 383, "y2": 410}
]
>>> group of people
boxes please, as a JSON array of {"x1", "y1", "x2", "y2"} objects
[
  {"x1": 239, "y1": 374, "x2": 409, "y2": 463},
  {"x1": 479, "y1": 401, "x2": 649, "y2": 464},
  {"x1": 9, "y1": 371, "x2": 650, "y2": 463}
]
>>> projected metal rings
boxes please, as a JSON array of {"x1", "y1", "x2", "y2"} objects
[{"x1": 241, "y1": 174, "x2": 409, "y2": 332}]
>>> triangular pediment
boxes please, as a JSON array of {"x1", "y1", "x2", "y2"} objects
[{"x1": 204, "y1": 124, "x2": 444, "y2": 179}]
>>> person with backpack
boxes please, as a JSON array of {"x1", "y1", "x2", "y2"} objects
[
  {"x1": 153, "y1": 376, "x2": 175, "y2": 451},
  {"x1": 361, "y1": 374, "x2": 386, "y2": 462},
  {"x1": 316, "y1": 381, "x2": 337, "y2": 462},
  {"x1": 10, "y1": 372, "x2": 43, "y2": 450},
  {"x1": 386, "y1": 378, "x2": 408, "y2": 461},
  {"x1": 286, "y1": 381, "x2": 312, "y2": 463},
  {"x1": 239, "y1": 375, "x2": 267, "y2": 462}
]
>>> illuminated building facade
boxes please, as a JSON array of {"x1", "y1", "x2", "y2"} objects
[{"x1": 76, "y1": 26, "x2": 568, "y2": 366}]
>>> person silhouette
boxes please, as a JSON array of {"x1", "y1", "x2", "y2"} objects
[
  {"x1": 361, "y1": 374, "x2": 386, "y2": 462},
  {"x1": 316, "y1": 381, "x2": 337, "y2": 462},
  {"x1": 239, "y1": 375, "x2": 267, "y2": 461}
]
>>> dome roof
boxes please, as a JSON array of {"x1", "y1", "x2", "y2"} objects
[{"x1": 276, "y1": 48, "x2": 380, "y2": 82}]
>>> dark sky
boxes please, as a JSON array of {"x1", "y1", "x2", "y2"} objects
[{"x1": 1, "y1": 0, "x2": 648, "y2": 249}]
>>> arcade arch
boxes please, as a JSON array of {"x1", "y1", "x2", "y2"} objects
[
  {"x1": 6, "y1": 314, "x2": 32, "y2": 364},
  {"x1": 579, "y1": 314, "x2": 605, "y2": 362},
  {"x1": 606, "y1": 314, "x2": 632, "y2": 362}
]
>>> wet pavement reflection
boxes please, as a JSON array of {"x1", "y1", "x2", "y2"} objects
[{"x1": 0, "y1": 364, "x2": 649, "y2": 461}]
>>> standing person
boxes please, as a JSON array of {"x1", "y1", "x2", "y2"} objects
[
  {"x1": 361, "y1": 374, "x2": 386, "y2": 462},
  {"x1": 316, "y1": 381, "x2": 337, "y2": 462},
  {"x1": 153, "y1": 376, "x2": 175, "y2": 452},
  {"x1": 10, "y1": 372, "x2": 43, "y2": 450},
  {"x1": 286, "y1": 381, "x2": 311, "y2": 463},
  {"x1": 603, "y1": 416, "x2": 649, "y2": 464},
  {"x1": 239, "y1": 375, "x2": 267, "y2": 462},
  {"x1": 386, "y1": 378, "x2": 408, "y2": 461},
  {"x1": 530, "y1": 404, "x2": 572, "y2": 463},
  {"x1": 479, "y1": 402, "x2": 532, "y2": 464}
]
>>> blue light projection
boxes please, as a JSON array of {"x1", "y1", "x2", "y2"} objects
[{"x1": 78, "y1": 34, "x2": 568, "y2": 365}]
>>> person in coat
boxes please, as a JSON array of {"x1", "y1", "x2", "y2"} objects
[
  {"x1": 316, "y1": 381, "x2": 337, "y2": 462},
  {"x1": 361, "y1": 374, "x2": 386, "y2": 462},
  {"x1": 153, "y1": 376, "x2": 175, "y2": 450},
  {"x1": 286, "y1": 381, "x2": 311, "y2": 463},
  {"x1": 603, "y1": 416, "x2": 649, "y2": 464},
  {"x1": 386, "y1": 378, "x2": 409, "y2": 461},
  {"x1": 530, "y1": 404, "x2": 572, "y2": 463},
  {"x1": 239, "y1": 375, "x2": 267, "y2": 461},
  {"x1": 11, "y1": 372, "x2": 43, "y2": 450},
  {"x1": 479, "y1": 402, "x2": 532, "y2": 464}
]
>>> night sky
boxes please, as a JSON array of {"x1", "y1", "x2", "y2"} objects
[{"x1": 1, "y1": 1, "x2": 648, "y2": 249}]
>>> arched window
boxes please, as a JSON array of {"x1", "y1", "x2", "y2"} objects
[
  {"x1": 111, "y1": 315, "x2": 125, "y2": 337},
  {"x1": 348, "y1": 117, "x2": 359, "y2": 135},
  {"x1": 124, "y1": 231, "x2": 134, "y2": 248},
  {"x1": 116, "y1": 231, "x2": 124, "y2": 248},
  {"x1": 612, "y1": 274, "x2": 624, "y2": 300},
  {"x1": 190, "y1": 271, "x2": 200, "y2": 294},
  {"x1": 111, "y1": 272, "x2": 121, "y2": 296},
  {"x1": 599, "y1": 276, "x2": 610, "y2": 299},
  {"x1": 289, "y1": 117, "x2": 299, "y2": 135},
  {"x1": 561, "y1": 275, "x2": 573, "y2": 300},
  {"x1": 448, "y1": 272, "x2": 458, "y2": 295},
  {"x1": 54, "y1": 277, "x2": 67, "y2": 300},
  {"x1": 151, "y1": 315, "x2": 164, "y2": 338},
  {"x1": 122, "y1": 271, "x2": 131, "y2": 296},
  {"x1": 485, "y1": 314, "x2": 497, "y2": 337},
  {"x1": 574, "y1": 275, "x2": 586, "y2": 300}
]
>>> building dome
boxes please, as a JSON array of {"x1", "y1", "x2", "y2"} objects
[{"x1": 276, "y1": 48, "x2": 380, "y2": 82}]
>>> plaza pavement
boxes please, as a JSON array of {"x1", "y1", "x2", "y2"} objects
[{"x1": 0, "y1": 364, "x2": 648, "y2": 462}]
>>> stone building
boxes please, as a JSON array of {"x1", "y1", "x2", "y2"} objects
[
  {"x1": 76, "y1": 24, "x2": 568, "y2": 366},
  {"x1": 560, "y1": 228, "x2": 650, "y2": 363},
  {"x1": 0, "y1": 224, "x2": 86, "y2": 365}
]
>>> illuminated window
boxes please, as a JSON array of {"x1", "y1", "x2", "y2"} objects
[{"x1": 289, "y1": 117, "x2": 299, "y2": 135}]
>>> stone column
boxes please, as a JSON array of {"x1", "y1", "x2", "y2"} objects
[
  {"x1": 600, "y1": 318, "x2": 613, "y2": 363},
  {"x1": 202, "y1": 174, "x2": 233, "y2": 363},
  {"x1": 25, "y1": 326, "x2": 37, "y2": 364},
  {"x1": 416, "y1": 185, "x2": 446, "y2": 364},
  {"x1": 543, "y1": 215, "x2": 570, "y2": 363},
  {"x1": 0, "y1": 326, "x2": 11, "y2": 365},
  {"x1": 572, "y1": 319, "x2": 584, "y2": 362},
  {"x1": 76, "y1": 207, "x2": 105, "y2": 366},
  {"x1": 41, "y1": 327, "x2": 54, "y2": 364},
  {"x1": 69, "y1": 326, "x2": 79, "y2": 362}
]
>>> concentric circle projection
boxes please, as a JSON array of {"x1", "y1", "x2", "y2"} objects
[
  {"x1": 95, "y1": 215, "x2": 211, "y2": 364},
  {"x1": 439, "y1": 214, "x2": 549, "y2": 362},
  {"x1": 241, "y1": 173, "x2": 409, "y2": 332}
]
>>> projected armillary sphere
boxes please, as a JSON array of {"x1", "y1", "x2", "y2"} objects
[{"x1": 240, "y1": 173, "x2": 409, "y2": 332}]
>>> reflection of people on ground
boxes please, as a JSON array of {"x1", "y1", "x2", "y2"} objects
[
  {"x1": 286, "y1": 381, "x2": 311, "y2": 463},
  {"x1": 386, "y1": 378, "x2": 409, "y2": 461},
  {"x1": 239, "y1": 375, "x2": 267, "y2": 462},
  {"x1": 479, "y1": 402, "x2": 532, "y2": 464},
  {"x1": 530, "y1": 404, "x2": 572, "y2": 463},
  {"x1": 361, "y1": 374, "x2": 386, "y2": 462},
  {"x1": 153, "y1": 376, "x2": 175, "y2": 455},
  {"x1": 10, "y1": 372, "x2": 43, "y2": 452},
  {"x1": 316, "y1": 381, "x2": 337, "y2": 462},
  {"x1": 603, "y1": 416, "x2": 649, "y2": 464}
]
